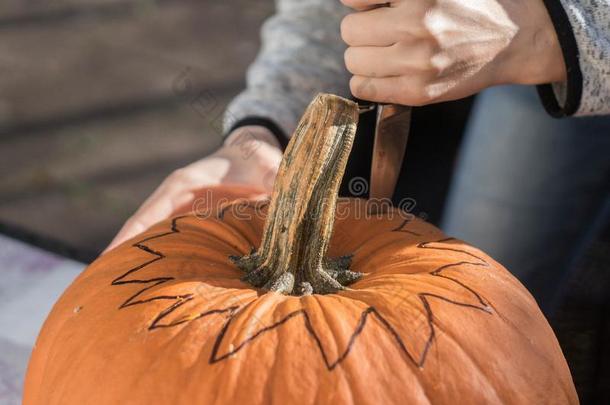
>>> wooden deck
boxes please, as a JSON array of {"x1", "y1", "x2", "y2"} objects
[{"x1": 0, "y1": 0, "x2": 274, "y2": 257}]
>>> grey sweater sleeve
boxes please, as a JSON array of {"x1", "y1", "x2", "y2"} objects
[
  {"x1": 226, "y1": 0, "x2": 609, "y2": 136},
  {"x1": 538, "y1": 0, "x2": 610, "y2": 117},
  {"x1": 223, "y1": 0, "x2": 351, "y2": 145}
]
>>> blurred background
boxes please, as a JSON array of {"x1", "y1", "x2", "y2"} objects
[{"x1": 0, "y1": 0, "x2": 274, "y2": 260}]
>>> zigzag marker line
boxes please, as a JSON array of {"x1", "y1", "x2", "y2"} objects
[
  {"x1": 110, "y1": 216, "x2": 199, "y2": 328},
  {"x1": 391, "y1": 218, "x2": 421, "y2": 236},
  {"x1": 412, "y1": 237, "x2": 493, "y2": 366},
  {"x1": 110, "y1": 214, "x2": 493, "y2": 370},
  {"x1": 209, "y1": 306, "x2": 419, "y2": 370}
]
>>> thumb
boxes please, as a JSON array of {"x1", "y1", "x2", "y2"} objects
[
  {"x1": 103, "y1": 217, "x2": 150, "y2": 255},
  {"x1": 102, "y1": 186, "x2": 192, "y2": 255}
]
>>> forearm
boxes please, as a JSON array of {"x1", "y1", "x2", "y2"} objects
[
  {"x1": 538, "y1": 0, "x2": 610, "y2": 117},
  {"x1": 223, "y1": 0, "x2": 352, "y2": 147}
]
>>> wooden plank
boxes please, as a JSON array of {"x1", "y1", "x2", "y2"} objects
[
  {"x1": 0, "y1": 0, "x2": 126, "y2": 20},
  {"x1": 0, "y1": 100, "x2": 233, "y2": 254},
  {"x1": 0, "y1": 0, "x2": 153, "y2": 31},
  {"x1": 0, "y1": 1, "x2": 211, "y2": 25},
  {"x1": 0, "y1": 0, "x2": 273, "y2": 133}
]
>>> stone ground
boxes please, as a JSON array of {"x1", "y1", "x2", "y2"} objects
[{"x1": 0, "y1": 0, "x2": 274, "y2": 259}]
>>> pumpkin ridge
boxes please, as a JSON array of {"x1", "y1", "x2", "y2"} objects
[
  {"x1": 417, "y1": 309, "x2": 505, "y2": 403},
  {"x1": 190, "y1": 214, "x2": 259, "y2": 257},
  {"x1": 341, "y1": 242, "x2": 495, "y2": 367},
  {"x1": 391, "y1": 217, "x2": 422, "y2": 236},
  {"x1": 209, "y1": 200, "x2": 270, "y2": 250},
  {"x1": 108, "y1": 215, "x2": 236, "y2": 330},
  {"x1": 110, "y1": 216, "x2": 187, "y2": 309},
  {"x1": 336, "y1": 223, "x2": 425, "y2": 264},
  {"x1": 215, "y1": 199, "x2": 270, "y2": 221},
  {"x1": 208, "y1": 305, "x2": 422, "y2": 370},
  {"x1": 417, "y1": 238, "x2": 487, "y2": 262},
  {"x1": 108, "y1": 212, "x2": 249, "y2": 326},
  {"x1": 423, "y1": 265, "x2": 491, "y2": 309},
  {"x1": 153, "y1": 304, "x2": 238, "y2": 330}
]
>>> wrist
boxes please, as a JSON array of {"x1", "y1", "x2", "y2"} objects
[
  {"x1": 497, "y1": 0, "x2": 566, "y2": 86},
  {"x1": 217, "y1": 126, "x2": 283, "y2": 172},
  {"x1": 223, "y1": 125, "x2": 281, "y2": 151}
]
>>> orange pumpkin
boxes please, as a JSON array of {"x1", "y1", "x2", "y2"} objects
[
  {"x1": 24, "y1": 95, "x2": 577, "y2": 404},
  {"x1": 173, "y1": 183, "x2": 268, "y2": 217}
]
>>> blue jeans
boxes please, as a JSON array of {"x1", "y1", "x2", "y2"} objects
[{"x1": 442, "y1": 85, "x2": 610, "y2": 315}]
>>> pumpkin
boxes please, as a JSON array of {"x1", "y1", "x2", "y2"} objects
[
  {"x1": 173, "y1": 183, "x2": 268, "y2": 217},
  {"x1": 24, "y1": 94, "x2": 577, "y2": 404}
]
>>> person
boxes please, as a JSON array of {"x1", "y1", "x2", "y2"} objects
[{"x1": 106, "y1": 0, "x2": 610, "y2": 313}]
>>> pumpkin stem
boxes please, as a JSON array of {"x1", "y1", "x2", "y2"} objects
[{"x1": 231, "y1": 94, "x2": 361, "y2": 295}]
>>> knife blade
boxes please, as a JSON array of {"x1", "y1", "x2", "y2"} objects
[{"x1": 369, "y1": 103, "x2": 412, "y2": 200}]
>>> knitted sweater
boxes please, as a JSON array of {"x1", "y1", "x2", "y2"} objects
[
  {"x1": 539, "y1": 0, "x2": 610, "y2": 117},
  {"x1": 224, "y1": 0, "x2": 610, "y2": 141}
]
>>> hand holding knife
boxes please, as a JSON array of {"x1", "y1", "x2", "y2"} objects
[{"x1": 353, "y1": 2, "x2": 412, "y2": 201}]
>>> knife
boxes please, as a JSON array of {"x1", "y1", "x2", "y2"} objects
[{"x1": 362, "y1": 103, "x2": 412, "y2": 200}]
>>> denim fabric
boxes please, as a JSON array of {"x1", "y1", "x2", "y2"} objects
[{"x1": 442, "y1": 85, "x2": 610, "y2": 314}]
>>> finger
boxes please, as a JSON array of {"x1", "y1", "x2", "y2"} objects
[
  {"x1": 350, "y1": 75, "x2": 431, "y2": 106},
  {"x1": 103, "y1": 197, "x2": 176, "y2": 254},
  {"x1": 340, "y1": 7, "x2": 399, "y2": 46},
  {"x1": 185, "y1": 184, "x2": 269, "y2": 217},
  {"x1": 344, "y1": 41, "x2": 433, "y2": 77},
  {"x1": 102, "y1": 181, "x2": 190, "y2": 254},
  {"x1": 103, "y1": 217, "x2": 150, "y2": 254}
]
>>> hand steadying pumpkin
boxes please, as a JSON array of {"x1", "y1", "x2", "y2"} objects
[
  {"x1": 341, "y1": 0, "x2": 566, "y2": 105},
  {"x1": 104, "y1": 125, "x2": 282, "y2": 253}
]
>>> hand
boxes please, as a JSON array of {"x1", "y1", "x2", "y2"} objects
[
  {"x1": 341, "y1": 0, "x2": 566, "y2": 105},
  {"x1": 104, "y1": 125, "x2": 283, "y2": 253}
]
